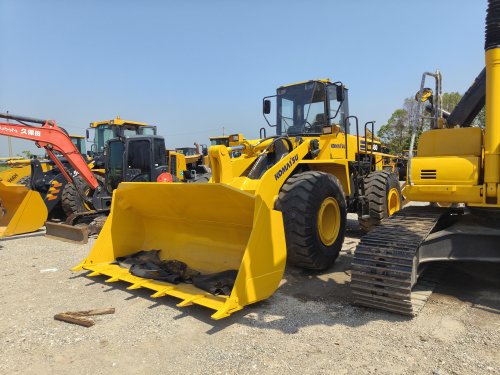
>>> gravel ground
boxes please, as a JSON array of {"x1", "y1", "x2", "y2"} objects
[{"x1": 0, "y1": 214, "x2": 499, "y2": 375}]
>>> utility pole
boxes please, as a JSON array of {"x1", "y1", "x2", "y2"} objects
[
  {"x1": 222, "y1": 126, "x2": 225, "y2": 136},
  {"x1": 6, "y1": 111, "x2": 12, "y2": 156}
]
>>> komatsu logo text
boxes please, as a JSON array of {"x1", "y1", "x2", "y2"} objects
[
  {"x1": 274, "y1": 155, "x2": 299, "y2": 180},
  {"x1": 331, "y1": 143, "x2": 346, "y2": 149}
]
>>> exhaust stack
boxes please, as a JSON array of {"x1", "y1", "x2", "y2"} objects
[{"x1": 484, "y1": 0, "x2": 500, "y2": 202}]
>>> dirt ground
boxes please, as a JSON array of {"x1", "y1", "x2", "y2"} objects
[{"x1": 0, "y1": 214, "x2": 499, "y2": 375}]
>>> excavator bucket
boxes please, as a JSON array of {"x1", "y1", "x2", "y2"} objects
[
  {"x1": 73, "y1": 182, "x2": 287, "y2": 319},
  {"x1": 0, "y1": 182, "x2": 48, "y2": 237}
]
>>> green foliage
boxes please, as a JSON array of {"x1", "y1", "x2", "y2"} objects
[
  {"x1": 474, "y1": 107, "x2": 485, "y2": 129},
  {"x1": 378, "y1": 109, "x2": 410, "y2": 154},
  {"x1": 441, "y1": 92, "x2": 462, "y2": 112},
  {"x1": 378, "y1": 91, "x2": 469, "y2": 154},
  {"x1": 20, "y1": 150, "x2": 34, "y2": 159}
]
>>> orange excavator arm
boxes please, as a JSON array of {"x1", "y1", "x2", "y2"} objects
[{"x1": 0, "y1": 113, "x2": 98, "y2": 189}]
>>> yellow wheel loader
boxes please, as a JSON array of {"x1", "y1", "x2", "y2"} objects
[
  {"x1": 351, "y1": 0, "x2": 500, "y2": 316},
  {"x1": 166, "y1": 143, "x2": 211, "y2": 182},
  {"x1": 74, "y1": 79, "x2": 403, "y2": 319}
]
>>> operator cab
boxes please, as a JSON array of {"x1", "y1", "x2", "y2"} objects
[
  {"x1": 175, "y1": 147, "x2": 198, "y2": 156},
  {"x1": 86, "y1": 117, "x2": 157, "y2": 156},
  {"x1": 105, "y1": 135, "x2": 167, "y2": 192},
  {"x1": 263, "y1": 80, "x2": 349, "y2": 136},
  {"x1": 70, "y1": 135, "x2": 87, "y2": 156}
]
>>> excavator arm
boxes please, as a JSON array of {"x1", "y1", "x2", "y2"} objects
[{"x1": 0, "y1": 113, "x2": 98, "y2": 189}]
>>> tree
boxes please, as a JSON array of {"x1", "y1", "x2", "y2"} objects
[
  {"x1": 20, "y1": 150, "x2": 34, "y2": 159},
  {"x1": 379, "y1": 91, "x2": 475, "y2": 155},
  {"x1": 378, "y1": 108, "x2": 410, "y2": 154},
  {"x1": 473, "y1": 107, "x2": 485, "y2": 129},
  {"x1": 441, "y1": 92, "x2": 462, "y2": 113}
]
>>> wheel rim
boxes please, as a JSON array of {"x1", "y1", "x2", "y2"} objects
[
  {"x1": 387, "y1": 187, "x2": 401, "y2": 215},
  {"x1": 317, "y1": 197, "x2": 341, "y2": 246}
]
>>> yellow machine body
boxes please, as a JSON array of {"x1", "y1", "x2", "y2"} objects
[
  {"x1": 0, "y1": 164, "x2": 32, "y2": 185},
  {"x1": 404, "y1": 113, "x2": 498, "y2": 206},
  {"x1": 0, "y1": 159, "x2": 52, "y2": 185},
  {"x1": 0, "y1": 134, "x2": 88, "y2": 238},
  {"x1": 405, "y1": 41, "x2": 500, "y2": 208},
  {"x1": 166, "y1": 150, "x2": 188, "y2": 180},
  {"x1": 0, "y1": 182, "x2": 47, "y2": 237}
]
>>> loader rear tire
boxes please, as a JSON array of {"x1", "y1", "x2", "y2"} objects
[
  {"x1": 358, "y1": 171, "x2": 402, "y2": 233},
  {"x1": 275, "y1": 171, "x2": 347, "y2": 271},
  {"x1": 193, "y1": 174, "x2": 211, "y2": 183},
  {"x1": 61, "y1": 175, "x2": 103, "y2": 217}
]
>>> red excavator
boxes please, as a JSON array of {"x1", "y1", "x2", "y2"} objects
[{"x1": 0, "y1": 112, "x2": 169, "y2": 242}]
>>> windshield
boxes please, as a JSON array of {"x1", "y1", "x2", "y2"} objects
[
  {"x1": 277, "y1": 82, "x2": 327, "y2": 135},
  {"x1": 175, "y1": 147, "x2": 197, "y2": 156},
  {"x1": 210, "y1": 138, "x2": 229, "y2": 146},
  {"x1": 106, "y1": 140, "x2": 124, "y2": 191},
  {"x1": 95, "y1": 125, "x2": 115, "y2": 153},
  {"x1": 93, "y1": 125, "x2": 156, "y2": 154},
  {"x1": 71, "y1": 138, "x2": 87, "y2": 155}
]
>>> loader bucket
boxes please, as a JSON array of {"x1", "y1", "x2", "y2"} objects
[
  {"x1": 74, "y1": 182, "x2": 287, "y2": 319},
  {"x1": 0, "y1": 181, "x2": 48, "y2": 237}
]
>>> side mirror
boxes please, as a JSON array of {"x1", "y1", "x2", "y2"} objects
[
  {"x1": 336, "y1": 85, "x2": 344, "y2": 102},
  {"x1": 263, "y1": 99, "x2": 271, "y2": 114},
  {"x1": 86, "y1": 129, "x2": 90, "y2": 140}
]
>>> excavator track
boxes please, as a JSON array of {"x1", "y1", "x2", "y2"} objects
[{"x1": 351, "y1": 206, "x2": 446, "y2": 316}]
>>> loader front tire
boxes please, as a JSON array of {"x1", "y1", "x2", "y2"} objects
[
  {"x1": 276, "y1": 171, "x2": 347, "y2": 271},
  {"x1": 61, "y1": 174, "x2": 102, "y2": 217},
  {"x1": 358, "y1": 170, "x2": 402, "y2": 232}
]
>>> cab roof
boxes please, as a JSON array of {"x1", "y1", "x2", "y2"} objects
[
  {"x1": 89, "y1": 116, "x2": 149, "y2": 128},
  {"x1": 279, "y1": 79, "x2": 348, "y2": 90},
  {"x1": 279, "y1": 79, "x2": 331, "y2": 88}
]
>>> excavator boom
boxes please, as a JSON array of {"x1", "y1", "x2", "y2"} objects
[
  {"x1": 0, "y1": 113, "x2": 98, "y2": 189},
  {"x1": 0, "y1": 113, "x2": 98, "y2": 237}
]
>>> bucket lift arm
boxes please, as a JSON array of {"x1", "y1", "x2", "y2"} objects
[{"x1": 0, "y1": 113, "x2": 98, "y2": 189}]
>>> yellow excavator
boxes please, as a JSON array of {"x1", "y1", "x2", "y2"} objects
[
  {"x1": 74, "y1": 78, "x2": 403, "y2": 319},
  {"x1": 351, "y1": 0, "x2": 500, "y2": 316}
]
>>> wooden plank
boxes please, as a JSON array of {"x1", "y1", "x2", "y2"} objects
[{"x1": 54, "y1": 313, "x2": 94, "y2": 327}]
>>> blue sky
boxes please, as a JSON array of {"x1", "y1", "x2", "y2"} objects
[{"x1": 0, "y1": 0, "x2": 486, "y2": 155}]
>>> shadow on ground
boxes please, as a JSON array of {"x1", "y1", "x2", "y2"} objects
[
  {"x1": 0, "y1": 230, "x2": 46, "y2": 242},
  {"x1": 70, "y1": 218, "x2": 500, "y2": 335}
]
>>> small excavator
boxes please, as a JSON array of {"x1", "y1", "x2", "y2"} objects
[
  {"x1": 0, "y1": 113, "x2": 100, "y2": 238},
  {"x1": 0, "y1": 113, "x2": 169, "y2": 241},
  {"x1": 351, "y1": 0, "x2": 500, "y2": 316}
]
